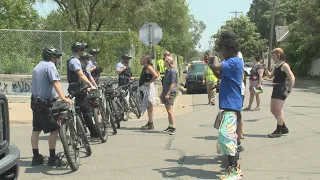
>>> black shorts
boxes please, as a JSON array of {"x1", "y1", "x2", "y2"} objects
[
  {"x1": 271, "y1": 86, "x2": 287, "y2": 100},
  {"x1": 31, "y1": 102, "x2": 58, "y2": 134}
]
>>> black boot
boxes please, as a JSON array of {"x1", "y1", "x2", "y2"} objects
[
  {"x1": 141, "y1": 121, "x2": 154, "y2": 130},
  {"x1": 268, "y1": 125, "x2": 282, "y2": 138},
  {"x1": 281, "y1": 122, "x2": 289, "y2": 134}
]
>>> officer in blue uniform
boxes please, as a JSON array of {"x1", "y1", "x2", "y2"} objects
[
  {"x1": 88, "y1": 49, "x2": 102, "y2": 84},
  {"x1": 31, "y1": 47, "x2": 72, "y2": 167},
  {"x1": 116, "y1": 54, "x2": 134, "y2": 87},
  {"x1": 67, "y1": 42, "x2": 98, "y2": 137}
]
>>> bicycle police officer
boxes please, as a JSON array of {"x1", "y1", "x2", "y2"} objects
[
  {"x1": 88, "y1": 49, "x2": 102, "y2": 84},
  {"x1": 31, "y1": 47, "x2": 72, "y2": 167},
  {"x1": 67, "y1": 42, "x2": 98, "y2": 137},
  {"x1": 116, "y1": 54, "x2": 134, "y2": 87}
]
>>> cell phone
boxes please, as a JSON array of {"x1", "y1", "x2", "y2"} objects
[{"x1": 209, "y1": 57, "x2": 214, "y2": 65}]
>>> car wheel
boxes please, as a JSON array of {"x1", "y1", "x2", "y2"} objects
[{"x1": 186, "y1": 88, "x2": 192, "y2": 94}]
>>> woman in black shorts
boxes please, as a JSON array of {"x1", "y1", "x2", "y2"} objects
[{"x1": 264, "y1": 48, "x2": 295, "y2": 138}]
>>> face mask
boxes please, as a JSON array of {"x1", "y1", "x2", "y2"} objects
[{"x1": 53, "y1": 57, "x2": 61, "y2": 67}]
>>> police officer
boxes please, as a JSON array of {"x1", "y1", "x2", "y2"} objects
[
  {"x1": 31, "y1": 47, "x2": 72, "y2": 167},
  {"x1": 88, "y1": 49, "x2": 102, "y2": 84},
  {"x1": 67, "y1": 42, "x2": 98, "y2": 137},
  {"x1": 156, "y1": 51, "x2": 170, "y2": 85},
  {"x1": 116, "y1": 54, "x2": 134, "y2": 86}
]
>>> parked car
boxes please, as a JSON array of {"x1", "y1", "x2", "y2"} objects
[
  {"x1": 0, "y1": 93, "x2": 20, "y2": 180},
  {"x1": 183, "y1": 63, "x2": 207, "y2": 94}
]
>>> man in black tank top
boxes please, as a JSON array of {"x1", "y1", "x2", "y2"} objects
[{"x1": 264, "y1": 48, "x2": 296, "y2": 138}]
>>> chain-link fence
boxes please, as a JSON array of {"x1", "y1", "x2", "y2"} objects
[{"x1": 0, "y1": 29, "x2": 142, "y2": 76}]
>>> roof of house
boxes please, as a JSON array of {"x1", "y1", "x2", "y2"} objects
[{"x1": 275, "y1": 26, "x2": 290, "y2": 42}]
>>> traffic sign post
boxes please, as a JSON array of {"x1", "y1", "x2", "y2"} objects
[{"x1": 139, "y1": 22, "x2": 162, "y2": 68}]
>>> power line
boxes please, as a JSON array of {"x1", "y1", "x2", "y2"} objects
[{"x1": 230, "y1": 10, "x2": 243, "y2": 18}]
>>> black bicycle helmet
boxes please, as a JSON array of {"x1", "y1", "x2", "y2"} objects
[
  {"x1": 122, "y1": 54, "x2": 132, "y2": 60},
  {"x1": 88, "y1": 49, "x2": 100, "y2": 55},
  {"x1": 79, "y1": 52, "x2": 92, "y2": 61},
  {"x1": 71, "y1": 42, "x2": 88, "y2": 51},
  {"x1": 42, "y1": 47, "x2": 62, "y2": 61}
]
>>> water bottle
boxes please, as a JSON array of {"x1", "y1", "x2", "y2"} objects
[{"x1": 253, "y1": 86, "x2": 263, "y2": 94}]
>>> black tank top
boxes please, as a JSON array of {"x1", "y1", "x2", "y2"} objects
[
  {"x1": 139, "y1": 65, "x2": 153, "y2": 86},
  {"x1": 273, "y1": 62, "x2": 287, "y2": 84}
]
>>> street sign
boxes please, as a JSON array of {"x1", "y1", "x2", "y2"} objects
[{"x1": 139, "y1": 22, "x2": 162, "y2": 46}]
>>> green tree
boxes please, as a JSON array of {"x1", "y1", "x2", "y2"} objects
[
  {"x1": 40, "y1": 0, "x2": 205, "y2": 62},
  {"x1": 0, "y1": 0, "x2": 40, "y2": 29},
  {"x1": 247, "y1": 0, "x2": 300, "y2": 40},
  {"x1": 212, "y1": 15, "x2": 266, "y2": 60},
  {"x1": 284, "y1": 0, "x2": 320, "y2": 75}
]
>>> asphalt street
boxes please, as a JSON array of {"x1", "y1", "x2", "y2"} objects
[{"x1": 11, "y1": 80, "x2": 320, "y2": 180}]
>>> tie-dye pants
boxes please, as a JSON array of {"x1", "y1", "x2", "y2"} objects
[{"x1": 216, "y1": 111, "x2": 238, "y2": 156}]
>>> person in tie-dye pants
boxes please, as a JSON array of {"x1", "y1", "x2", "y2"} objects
[{"x1": 210, "y1": 31, "x2": 244, "y2": 179}]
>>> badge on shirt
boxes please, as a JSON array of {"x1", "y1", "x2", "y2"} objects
[{"x1": 51, "y1": 66, "x2": 60, "y2": 78}]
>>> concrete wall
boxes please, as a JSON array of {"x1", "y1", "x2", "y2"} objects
[
  {"x1": 0, "y1": 74, "x2": 162, "y2": 104},
  {"x1": 309, "y1": 59, "x2": 320, "y2": 76}
]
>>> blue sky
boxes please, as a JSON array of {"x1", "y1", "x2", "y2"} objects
[{"x1": 34, "y1": 0, "x2": 253, "y2": 51}]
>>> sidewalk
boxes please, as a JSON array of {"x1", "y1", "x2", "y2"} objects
[{"x1": 9, "y1": 91, "x2": 193, "y2": 124}]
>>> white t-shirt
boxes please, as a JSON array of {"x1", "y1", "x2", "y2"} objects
[
  {"x1": 238, "y1": 51, "x2": 245, "y2": 96},
  {"x1": 241, "y1": 81, "x2": 245, "y2": 96}
]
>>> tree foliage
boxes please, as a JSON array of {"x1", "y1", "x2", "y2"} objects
[
  {"x1": 41, "y1": 0, "x2": 205, "y2": 60},
  {"x1": 0, "y1": 0, "x2": 40, "y2": 29},
  {"x1": 212, "y1": 15, "x2": 266, "y2": 60},
  {"x1": 0, "y1": 0, "x2": 206, "y2": 74},
  {"x1": 247, "y1": 0, "x2": 300, "y2": 40},
  {"x1": 284, "y1": 0, "x2": 320, "y2": 75}
]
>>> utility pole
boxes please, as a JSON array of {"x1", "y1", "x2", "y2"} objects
[
  {"x1": 268, "y1": 0, "x2": 276, "y2": 71},
  {"x1": 230, "y1": 10, "x2": 243, "y2": 18}
]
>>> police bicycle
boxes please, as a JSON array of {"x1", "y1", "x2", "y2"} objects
[
  {"x1": 117, "y1": 77, "x2": 141, "y2": 119},
  {"x1": 87, "y1": 88, "x2": 108, "y2": 143},
  {"x1": 50, "y1": 87, "x2": 92, "y2": 171},
  {"x1": 101, "y1": 79, "x2": 129, "y2": 133}
]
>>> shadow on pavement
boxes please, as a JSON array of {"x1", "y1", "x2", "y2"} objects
[
  {"x1": 291, "y1": 105, "x2": 320, "y2": 108},
  {"x1": 20, "y1": 150, "x2": 91, "y2": 175},
  {"x1": 189, "y1": 103, "x2": 210, "y2": 107},
  {"x1": 120, "y1": 127, "x2": 163, "y2": 134},
  {"x1": 154, "y1": 155, "x2": 224, "y2": 179},
  {"x1": 193, "y1": 136, "x2": 218, "y2": 141},
  {"x1": 20, "y1": 156, "x2": 73, "y2": 176},
  {"x1": 244, "y1": 133, "x2": 269, "y2": 138}
]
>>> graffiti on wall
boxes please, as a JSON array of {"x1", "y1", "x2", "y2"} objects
[
  {"x1": 0, "y1": 81, "x2": 32, "y2": 94},
  {"x1": 12, "y1": 81, "x2": 32, "y2": 93},
  {"x1": 0, "y1": 82, "x2": 8, "y2": 92}
]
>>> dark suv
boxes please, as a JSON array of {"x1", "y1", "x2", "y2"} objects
[
  {"x1": 183, "y1": 63, "x2": 207, "y2": 94},
  {"x1": 0, "y1": 93, "x2": 20, "y2": 179}
]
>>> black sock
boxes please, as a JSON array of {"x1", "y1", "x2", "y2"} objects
[
  {"x1": 33, "y1": 149, "x2": 40, "y2": 157},
  {"x1": 276, "y1": 125, "x2": 282, "y2": 132},
  {"x1": 283, "y1": 122, "x2": 287, "y2": 128},
  {"x1": 227, "y1": 155, "x2": 237, "y2": 167},
  {"x1": 49, "y1": 149, "x2": 56, "y2": 158}
]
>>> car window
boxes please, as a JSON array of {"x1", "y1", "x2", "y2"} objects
[{"x1": 188, "y1": 64, "x2": 206, "y2": 73}]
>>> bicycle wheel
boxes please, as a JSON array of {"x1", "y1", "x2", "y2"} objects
[
  {"x1": 59, "y1": 122, "x2": 80, "y2": 171},
  {"x1": 106, "y1": 101, "x2": 117, "y2": 134},
  {"x1": 111, "y1": 100, "x2": 121, "y2": 129},
  {"x1": 93, "y1": 107, "x2": 108, "y2": 143},
  {"x1": 129, "y1": 95, "x2": 141, "y2": 119},
  {"x1": 120, "y1": 96, "x2": 129, "y2": 121},
  {"x1": 76, "y1": 114, "x2": 92, "y2": 156}
]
